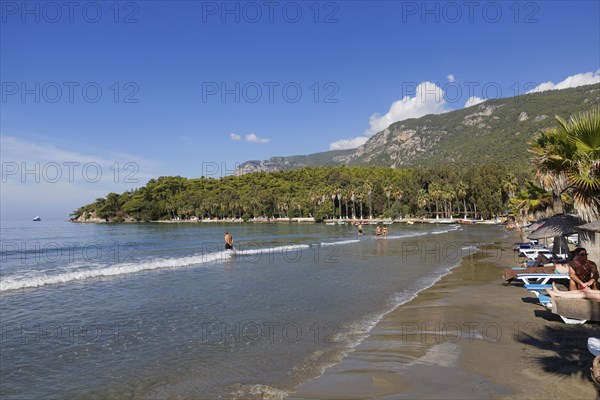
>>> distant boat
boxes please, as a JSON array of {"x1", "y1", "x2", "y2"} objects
[
  {"x1": 336, "y1": 220, "x2": 346, "y2": 225},
  {"x1": 33, "y1": 216, "x2": 41, "y2": 221},
  {"x1": 406, "y1": 221, "x2": 414, "y2": 225},
  {"x1": 382, "y1": 220, "x2": 393, "y2": 225}
]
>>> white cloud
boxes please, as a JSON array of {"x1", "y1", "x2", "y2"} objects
[
  {"x1": 366, "y1": 81, "x2": 449, "y2": 135},
  {"x1": 327, "y1": 81, "x2": 451, "y2": 151},
  {"x1": 0, "y1": 135, "x2": 158, "y2": 220},
  {"x1": 230, "y1": 133, "x2": 270, "y2": 144},
  {"x1": 464, "y1": 96, "x2": 486, "y2": 108},
  {"x1": 329, "y1": 136, "x2": 368, "y2": 151},
  {"x1": 526, "y1": 71, "x2": 600, "y2": 93},
  {"x1": 245, "y1": 133, "x2": 270, "y2": 144},
  {"x1": 327, "y1": 71, "x2": 600, "y2": 152}
]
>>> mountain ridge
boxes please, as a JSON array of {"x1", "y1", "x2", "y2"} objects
[{"x1": 234, "y1": 83, "x2": 600, "y2": 174}]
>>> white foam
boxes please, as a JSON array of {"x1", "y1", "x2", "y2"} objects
[
  {"x1": 320, "y1": 239, "x2": 361, "y2": 246},
  {"x1": 234, "y1": 244, "x2": 310, "y2": 255},
  {"x1": 1, "y1": 244, "x2": 322, "y2": 293},
  {"x1": 1, "y1": 226, "x2": 461, "y2": 293},
  {"x1": 0, "y1": 251, "x2": 232, "y2": 292}
]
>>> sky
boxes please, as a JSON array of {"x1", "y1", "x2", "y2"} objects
[{"x1": 1, "y1": 0, "x2": 599, "y2": 220}]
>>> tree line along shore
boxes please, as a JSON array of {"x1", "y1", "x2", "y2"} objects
[
  {"x1": 72, "y1": 108, "x2": 599, "y2": 226},
  {"x1": 71, "y1": 163, "x2": 527, "y2": 224}
]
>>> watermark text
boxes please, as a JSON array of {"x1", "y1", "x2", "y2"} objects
[
  {"x1": 1, "y1": 1, "x2": 140, "y2": 23},
  {"x1": 1, "y1": 162, "x2": 139, "y2": 184},
  {"x1": 400, "y1": 1, "x2": 540, "y2": 24},
  {"x1": 1, "y1": 81, "x2": 140, "y2": 104},
  {"x1": 201, "y1": 1, "x2": 340, "y2": 24},
  {"x1": 201, "y1": 81, "x2": 339, "y2": 104}
]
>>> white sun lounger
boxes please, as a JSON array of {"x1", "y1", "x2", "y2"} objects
[{"x1": 515, "y1": 273, "x2": 569, "y2": 285}]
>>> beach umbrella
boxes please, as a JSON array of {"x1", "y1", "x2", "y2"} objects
[
  {"x1": 527, "y1": 214, "x2": 584, "y2": 240},
  {"x1": 524, "y1": 219, "x2": 547, "y2": 232},
  {"x1": 574, "y1": 220, "x2": 600, "y2": 233},
  {"x1": 527, "y1": 214, "x2": 585, "y2": 256}
]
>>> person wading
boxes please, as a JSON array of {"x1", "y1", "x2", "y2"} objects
[{"x1": 224, "y1": 232, "x2": 234, "y2": 250}]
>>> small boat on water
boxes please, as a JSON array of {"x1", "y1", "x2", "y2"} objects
[
  {"x1": 406, "y1": 221, "x2": 414, "y2": 225},
  {"x1": 382, "y1": 220, "x2": 393, "y2": 225},
  {"x1": 33, "y1": 216, "x2": 41, "y2": 221},
  {"x1": 337, "y1": 220, "x2": 346, "y2": 225}
]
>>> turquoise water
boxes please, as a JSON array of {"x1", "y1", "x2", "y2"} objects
[{"x1": 0, "y1": 220, "x2": 503, "y2": 398}]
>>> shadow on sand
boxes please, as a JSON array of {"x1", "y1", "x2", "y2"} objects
[{"x1": 516, "y1": 317, "x2": 600, "y2": 395}]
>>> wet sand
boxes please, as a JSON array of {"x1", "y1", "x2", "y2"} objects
[{"x1": 290, "y1": 230, "x2": 598, "y2": 399}]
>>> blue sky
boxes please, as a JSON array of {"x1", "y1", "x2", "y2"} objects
[{"x1": 1, "y1": 0, "x2": 599, "y2": 219}]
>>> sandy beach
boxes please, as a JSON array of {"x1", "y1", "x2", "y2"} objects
[{"x1": 290, "y1": 229, "x2": 598, "y2": 399}]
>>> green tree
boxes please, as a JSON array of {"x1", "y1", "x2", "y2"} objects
[{"x1": 528, "y1": 108, "x2": 600, "y2": 221}]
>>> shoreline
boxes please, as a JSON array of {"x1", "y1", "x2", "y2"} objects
[
  {"x1": 289, "y1": 228, "x2": 598, "y2": 399},
  {"x1": 70, "y1": 217, "x2": 505, "y2": 225}
]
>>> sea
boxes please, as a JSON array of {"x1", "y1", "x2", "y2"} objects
[{"x1": 0, "y1": 220, "x2": 504, "y2": 399}]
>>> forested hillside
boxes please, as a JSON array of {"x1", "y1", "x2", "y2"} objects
[{"x1": 73, "y1": 163, "x2": 528, "y2": 222}]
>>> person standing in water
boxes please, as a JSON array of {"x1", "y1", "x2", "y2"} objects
[
  {"x1": 224, "y1": 232, "x2": 234, "y2": 250},
  {"x1": 357, "y1": 223, "x2": 363, "y2": 236}
]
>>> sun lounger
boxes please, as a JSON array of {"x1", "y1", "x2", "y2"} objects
[
  {"x1": 522, "y1": 284, "x2": 553, "y2": 309},
  {"x1": 551, "y1": 298, "x2": 600, "y2": 324},
  {"x1": 524, "y1": 283, "x2": 552, "y2": 291},
  {"x1": 515, "y1": 273, "x2": 569, "y2": 285},
  {"x1": 502, "y1": 266, "x2": 556, "y2": 282},
  {"x1": 537, "y1": 294, "x2": 553, "y2": 309},
  {"x1": 524, "y1": 283, "x2": 552, "y2": 303}
]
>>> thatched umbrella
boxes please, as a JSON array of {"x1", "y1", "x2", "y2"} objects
[
  {"x1": 575, "y1": 220, "x2": 600, "y2": 264},
  {"x1": 527, "y1": 214, "x2": 585, "y2": 256},
  {"x1": 575, "y1": 220, "x2": 600, "y2": 233},
  {"x1": 527, "y1": 214, "x2": 584, "y2": 239},
  {"x1": 524, "y1": 219, "x2": 547, "y2": 232}
]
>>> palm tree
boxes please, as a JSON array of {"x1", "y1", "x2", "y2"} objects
[
  {"x1": 503, "y1": 173, "x2": 518, "y2": 199},
  {"x1": 416, "y1": 189, "x2": 429, "y2": 217},
  {"x1": 331, "y1": 193, "x2": 336, "y2": 220},
  {"x1": 528, "y1": 129, "x2": 570, "y2": 215},
  {"x1": 456, "y1": 181, "x2": 468, "y2": 219},
  {"x1": 556, "y1": 108, "x2": 600, "y2": 221},
  {"x1": 529, "y1": 107, "x2": 600, "y2": 221},
  {"x1": 393, "y1": 190, "x2": 403, "y2": 218},
  {"x1": 508, "y1": 181, "x2": 555, "y2": 223},
  {"x1": 428, "y1": 181, "x2": 442, "y2": 219},
  {"x1": 384, "y1": 185, "x2": 392, "y2": 216},
  {"x1": 364, "y1": 181, "x2": 373, "y2": 219}
]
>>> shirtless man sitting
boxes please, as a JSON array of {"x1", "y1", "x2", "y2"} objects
[{"x1": 568, "y1": 247, "x2": 599, "y2": 290}]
